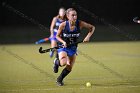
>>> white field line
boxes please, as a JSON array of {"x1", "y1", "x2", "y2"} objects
[{"x1": 0, "y1": 85, "x2": 139, "y2": 92}]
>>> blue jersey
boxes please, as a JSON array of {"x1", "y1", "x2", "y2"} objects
[
  {"x1": 60, "y1": 20, "x2": 80, "y2": 46},
  {"x1": 36, "y1": 17, "x2": 65, "y2": 43},
  {"x1": 53, "y1": 18, "x2": 65, "y2": 33},
  {"x1": 50, "y1": 18, "x2": 65, "y2": 41},
  {"x1": 57, "y1": 20, "x2": 81, "y2": 57}
]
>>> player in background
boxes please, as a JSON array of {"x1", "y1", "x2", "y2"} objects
[
  {"x1": 36, "y1": 7, "x2": 66, "y2": 62},
  {"x1": 55, "y1": 8, "x2": 95, "y2": 86}
]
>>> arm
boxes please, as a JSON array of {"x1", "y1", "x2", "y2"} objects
[
  {"x1": 50, "y1": 17, "x2": 57, "y2": 37},
  {"x1": 56, "y1": 22, "x2": 67, "y2": 47},
  {"x1": 80, "y1": 21, "x2": 95, "y2": 42}
]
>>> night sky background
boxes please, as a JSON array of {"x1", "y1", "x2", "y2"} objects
[{"x1": 0, "y1": 0, "x2": 140, "y2": 43}]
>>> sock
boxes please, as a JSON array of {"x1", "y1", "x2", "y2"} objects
[
  {"x1": 57, "y1": 68, "x2": 71, "y2": 82},
  {"x1": 55, "y1": 59, "x2": 60, "y2": 66},
  {"x1": 55, "y1": 53, "x2": 61, "y2": 66},
  {"x1": 55, "y1": 53, "x2": 59, "y2": 59}
]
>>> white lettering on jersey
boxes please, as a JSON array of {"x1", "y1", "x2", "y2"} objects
[{"x1": 63, "y1": 33, "x2": 80, "y2": 38}]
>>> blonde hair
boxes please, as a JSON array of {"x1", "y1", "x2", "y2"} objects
[
  {"x1": 57, "y1": 7, "x2": 66, "y2": 20},
  {"x1": 66, "y1": 8, "x2": 76, "y2": 16},
  {"x1": 59, "y1": 7, "x2": 65, "y2": 12}
]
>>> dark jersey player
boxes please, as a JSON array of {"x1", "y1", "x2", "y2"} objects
[{"x1": 54, "y1": 8, "x2": 95, "y2": 86}]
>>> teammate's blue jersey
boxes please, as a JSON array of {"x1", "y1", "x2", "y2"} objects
[
  {"x1": 50, "y1": 18, "x2": 65, "y2": 41},
  {"x1": 35, "y1": 18, "x2": 65, "y2": 43},
  {"x1": 54, "y1": 18, "x2": 65, "y2": 33}
]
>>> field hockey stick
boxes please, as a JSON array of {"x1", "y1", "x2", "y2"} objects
[
  {"x1": 35, "y1": 37, "x2": 50, "y2": 44},
  {"x1": 39, "y1": 40, "x2": 83, "y2": 54},
  {"x1": 133, "y1": 17, "x2": 140, "y2": 23}
]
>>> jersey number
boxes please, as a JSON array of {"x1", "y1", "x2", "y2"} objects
[{"x1": 69, "y1": 38, "x2": 74, "y2": 44}]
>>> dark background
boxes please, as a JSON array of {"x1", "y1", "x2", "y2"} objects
[{"x1": 0, "y1": 0, "x2": 140, "y2": 44}]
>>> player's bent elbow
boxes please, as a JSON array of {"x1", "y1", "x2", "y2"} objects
[
  {"x1": 90, "y1": 25, "x2": 95, "y2": 33},
  {"x1": 92, "y1": 25, "x2": 95, "y2": 31}
]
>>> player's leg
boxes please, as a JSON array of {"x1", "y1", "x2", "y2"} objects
[
  {"x1": 56, "y1": 54, "x2": 76, "y2": 86},
  {"x1": 50, "y1": 39, "x2": 57, "y2": 57},
  {"x1": 53, "y1": 43, "x2": 59, "y2": 64},
  {"x1": 53, "y1": 51, "x2": 59, "y2": 67},
  {"x1": 50, "y1": 31, "x2": 58, "y2": 58},
  {"x1": 53, "y1": 50, "x2": 67, "y2": 73}
]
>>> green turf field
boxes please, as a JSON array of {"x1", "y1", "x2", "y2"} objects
[{"x1": 0, "y1": 42, "x2": 140, "y2": 93}]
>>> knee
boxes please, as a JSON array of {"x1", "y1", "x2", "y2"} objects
[
  {"x1": 59, "y1": 57, "x2": 67, "y2": 66},
  {"x1": 60, "y1": 62, "x2": 66, "y2": 67}
]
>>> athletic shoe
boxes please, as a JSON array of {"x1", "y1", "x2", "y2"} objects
[
  {"x1": 53, "y1": 58, "x2": 59, "y2": 73},
  {"x1": 56, "y1": 78, "x2": 64, "y2": 86}
]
